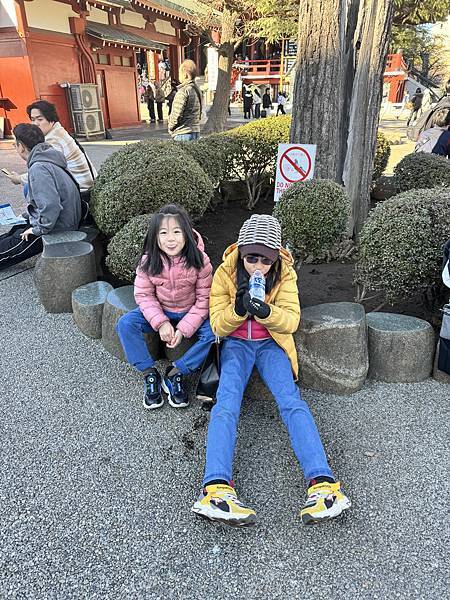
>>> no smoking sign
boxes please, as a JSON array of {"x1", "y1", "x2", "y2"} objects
[{"x1": 275, "y1": 143, "x2": 317, "y2": 201}]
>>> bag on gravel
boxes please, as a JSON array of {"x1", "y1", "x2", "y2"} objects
[
  {"x1": 195, "y1": 339, "x2": 220, "y2": 405},
  {"x1": 438, "y1": 303, "x2": 450, "y2": 375}
]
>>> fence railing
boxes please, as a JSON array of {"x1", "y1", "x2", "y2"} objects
[{"x1": 233, "y1": 59, "x2": 282, "y2": 76}]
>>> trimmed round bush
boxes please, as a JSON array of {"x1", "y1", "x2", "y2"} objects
[
  {"x1": 90, "y1": 141, "x2": 213, "y2": 236},
  {"x1": 373, "y1": 131, "x2": 391, "y2": 181},
  {"x1": 106, "y1": 214, "x2": 150, "y2": 282},
  {"x1": 274, "y1": 179, "x2": 350, "y2": 260},
  {"x1": 224, "y1": 115, "x2": 291, "y2": 208},
  {"x1": 227, "y1": 114, "x2": 291, "y2": 146},
  {"x1": 177, "y1": 133, "x2": 238, "y2": 188},
  {"x1": 355, "y1": 188, "x2": 450, "y2": 304},
  {"x1": 394, "y1": 152, "x2": 450, "y2": 193}
]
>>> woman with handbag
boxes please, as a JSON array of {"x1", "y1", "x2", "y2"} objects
[{"x1": 192, "y1": 214, "x2": 351, "y2": 527}]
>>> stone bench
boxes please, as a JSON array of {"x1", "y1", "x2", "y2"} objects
[
  {"x1": 101, "y1": 285, "x2": 196, "y2": 362},
  {"x1": 42, "y1": 230, "x2": 87, "y2": 247},
  {"x1": 296, "y1": 302, "x2": 368, "y2": 394},
  {"x1": 366, "y1": 312, "x2": 434, "y2": 382},
  {"x1": 72, "y1": 281, "x2": 113, "y2": 339},
  {"x1": 34, "y1": 241, "x2": 96, "y2": 313}
]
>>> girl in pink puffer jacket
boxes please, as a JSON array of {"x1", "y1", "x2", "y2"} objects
[{"x1": 117, "y1": 204, "x2": 214, "y2": 410}]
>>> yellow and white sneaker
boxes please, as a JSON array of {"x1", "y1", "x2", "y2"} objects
[
  {"x1": 300, "y1": 481, "x2": 351, "y2": 525},
  {"x1": 192, "y1": 484, "x2": 256, "y2": 527}
]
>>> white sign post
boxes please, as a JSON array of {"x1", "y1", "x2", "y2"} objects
[
  {"x1": 274, "y1": 143, "x2": 317, "y2": 202},
  {"x1": 207, "y1": 46, "x2": 219, "y2": 92}
]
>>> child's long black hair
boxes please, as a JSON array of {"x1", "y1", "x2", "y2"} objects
[
  {"x1": 236, "y1": 252, "x2": 281, "y2": 293},
  {"x1": 139, "y1": 204, "x2": 204, "y2": 276}
]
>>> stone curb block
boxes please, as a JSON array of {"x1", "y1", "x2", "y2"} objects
[
  {"x1": 101, "y1": 285, "x2": 197, "y2": 363},
  {"x1": 367, "y1": 312, "x2": 434, "y2": 383},
  {"x1": 72, "y1": 281, "x2": 113, "y2": 339},
  {"x1": 101, "y1": 286, "x2": 137, "y2": 361},
  {"x1": 296, "y1": 302, "x2": 368, "y2": 395},
  {"x1": 34, "y1": 241, "x2": 96, "y2": 313}
]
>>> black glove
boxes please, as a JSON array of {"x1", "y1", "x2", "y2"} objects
[
  {"x1": 243, "y1": 293, "x2": 271, "y2": 319},
  {"x1": 234, "y1": 280, "x2": 248, "y2": 317}
]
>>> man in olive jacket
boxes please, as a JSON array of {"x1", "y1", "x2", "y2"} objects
[{"x1": 168, "y1": 59, "x2": 202, "y2": 141}]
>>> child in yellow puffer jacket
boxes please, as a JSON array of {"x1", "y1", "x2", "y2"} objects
[{"x1": 192, "y1": 214, "x2": 351, "y2": 527}]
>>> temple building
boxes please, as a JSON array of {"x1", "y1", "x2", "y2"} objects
[{"x1": 0, "y1": 0, "x2": 208, "y2": 133}]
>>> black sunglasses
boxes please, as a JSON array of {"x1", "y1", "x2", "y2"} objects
[{"x1": 244, "y1": 254, "x2": 274, "y2": 266}]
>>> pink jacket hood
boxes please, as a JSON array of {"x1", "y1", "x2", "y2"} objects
[{"x1": 134, "y1": 229, "x2": 213, "y2": 338}]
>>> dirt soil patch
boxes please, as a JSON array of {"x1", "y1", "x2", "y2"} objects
[{"x1": 195, "y1": 194, "x2": 442, "y2": 325}]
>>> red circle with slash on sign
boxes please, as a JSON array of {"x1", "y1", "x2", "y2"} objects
[{"x1": 279, "y1": 146, "x2": 312, "y2": 183}]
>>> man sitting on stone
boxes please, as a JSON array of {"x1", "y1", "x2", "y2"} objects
[
  {"x1": 0, "y1": 124, "x2": 81, "y2": 270},
  {"x1": 5, "y1": 100, "x2": 96, "y2": 195}
]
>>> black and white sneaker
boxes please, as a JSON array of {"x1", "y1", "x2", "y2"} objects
[
  {"x1": 161, "y1": 368, "x2": 189, "y2": 408},
  {"x1": 143, "y1": 369, "x2": 164, "y2": 409}
]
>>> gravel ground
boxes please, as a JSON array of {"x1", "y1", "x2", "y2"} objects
[{"x1": 0, "y1": 266, "x2": 449, "y2": 600}]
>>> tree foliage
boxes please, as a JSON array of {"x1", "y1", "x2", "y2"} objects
[
  {"x1": 390, "y1": 24, "x2": 448, "y2": 80},
  {"x1": 393, "y1": 0, "x2": 450, "y2": 26},
  {"x1": 244, "y1": 0, "x2": 298, "y2": 42}
]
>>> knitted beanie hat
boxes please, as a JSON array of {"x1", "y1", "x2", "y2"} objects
[{"x1": 237, "y1": 214, "x2": 282, "y2": 250}]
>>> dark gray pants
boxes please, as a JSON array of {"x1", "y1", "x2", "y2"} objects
[{"x1": 0, "y1": 224, "x2": 43, "y2": 270}]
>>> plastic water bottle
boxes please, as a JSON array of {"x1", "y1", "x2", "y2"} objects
[{"x1": 249, "y1": 270, "x2": 266, "y2": 301}]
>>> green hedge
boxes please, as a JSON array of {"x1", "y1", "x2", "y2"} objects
[
  {"x1": 223, "y1": 116, "x2": 291, "y2": 208},
  {"x1": 393, "y1": 152, "x2": 450, "y2": 193},
  {"x1": 176, "y1": 134, "x2": 237, "y2": 188},
  {"x1": 90, "y1": 142, "x2": 213, "y2": 236},
  {"x1": 355, "y1": 187, "x2": 450, "y2": 304},
  {"x1": 373, "y1": 131, "x2": 391, "y2": 181},
  {"x1": 273, "y1": 179, "x2": 350, "y2": 260},
  {"x1": 106, "y1": 213, "x2": 150, "y2": 282},
  {"x1": 212, "y1": 117, "x2": 389, "y2": 207}
]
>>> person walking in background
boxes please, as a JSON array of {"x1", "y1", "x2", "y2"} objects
[
  {"x1": 116, "y1": 204, "x2": 215, "y2": 410},
  {"x1": 166, "y1": 80, "x2": 178, "y2": 116},
  {"x1": 407, "y1": 87, "x2": 424, "y2": 126},
  {"x1": 192, "y1": 214, "x2": 351, "y2": 527},
  {"x1": 168, "y1": 60, "x2": 202, "y2": 142},
  {"x1": 154, "y1": 81, "x2": 165, "y2": 122},
  {"x1": 243, "y1": 85, "x2": 253, "y2": 119},
  {"x1": 262, "y1": 88, "x2": 272, "y2": 116},
  {"x1": 252, "y1": 88, "x2": 262, "y2": 118},
  {"x1": 144, "y1": 84, "x2": 156, "y2": 123},
  {"x1": 396, "y1": 90, "x2": 410, "y2": 120},
  {"x1": 276, "y1": 91, "x2": 287, "y2": 116}
]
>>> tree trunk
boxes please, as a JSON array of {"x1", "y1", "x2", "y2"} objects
[
  {"x1": 290, "y1": 0, "x2": 394, "y2": 237},
  {"x1": 203, "y1": 9, "x2": 237, "y2": 134},
  {"x1": 203, "y1": 42, "x2": 234, "y2": 134}
]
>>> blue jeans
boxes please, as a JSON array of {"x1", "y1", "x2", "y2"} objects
[
  {"x1": 173, "y1": 132, "x2": 199, "y2": 142},
  {"x1": 203, "y1": 337, "x2": 333, "y2": 486},
  {"x1": 116, "y1": 308, "x2": 214, "y2": 375}
]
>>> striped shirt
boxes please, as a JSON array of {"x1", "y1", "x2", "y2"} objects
[{"x1": 21, "y1": 122, "x2": 96, "y2": 191}]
